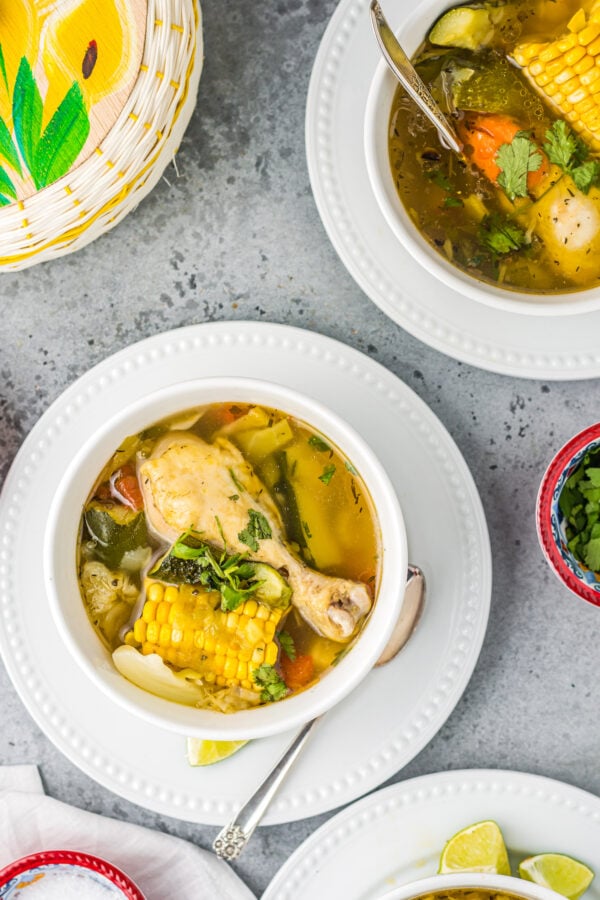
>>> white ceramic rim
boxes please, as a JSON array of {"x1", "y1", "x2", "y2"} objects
[
  {"x1": 380, "y1": 873, "x2": 563, "y2": 900},
  {"x1": 363, "y1": 0, "x2": 600, "y2": 318},
  {"x1": 44, "y1": 375, "x2": 407, "y2": 740}
]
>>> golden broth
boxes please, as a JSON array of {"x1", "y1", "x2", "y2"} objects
[
  {"x1": 77, "y1": 402, "x2": 381, "y2": 709},
  {"x1": 389, "y1": 0, "x2": 600, "y2": 294}
]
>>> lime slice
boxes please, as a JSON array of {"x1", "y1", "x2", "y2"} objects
[
  {"x1": 519, "y1": 854, "x2": 594, "y2": 900},
  {"x1": 186, "y1": 738, "x2": 248, "y2": 766},
  {"x1": 439, "y1": 820, "x2": 511, "y2": 874}
]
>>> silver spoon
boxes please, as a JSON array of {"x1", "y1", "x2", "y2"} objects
[
  {"x1": 212, "y1": 565, "x2": 426, "y2": 861},
  {"x1": 369, "y1": 0, "x2": 463, "y2": 155}
]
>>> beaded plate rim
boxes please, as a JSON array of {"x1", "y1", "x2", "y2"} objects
[{"x1": 0, "y1": 321, "x2": 491, "y2": 823}]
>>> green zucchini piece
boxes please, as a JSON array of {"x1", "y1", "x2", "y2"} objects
[
  {"x1": 429, "y1": 7, "x2": 493, "y2": 50},
  {"x1": 246, "y1": 562, "x2": 292, "y2": 609},
  {"x1": 450, "y1": 56, "x2": 544, "y2": 119},
  {"x1": 84, "y1": 502, "x2": 148, "y2": 568}
]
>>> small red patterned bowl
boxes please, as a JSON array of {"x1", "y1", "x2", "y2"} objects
[
  {"x1": 0, "y1": 850, "x2": 145, "y2": 899},
  {"x1": 537, "y1": 422, "x2": 600, "y2": 606}
]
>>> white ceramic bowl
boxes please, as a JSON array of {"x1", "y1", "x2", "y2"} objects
[
  {"x1": 379, "y1": 873, "x2": 563, "y2": 900},
  {"x1": 44, "y1": 377, "x2": 407, "y2": 740},
  {"x1": 364, "y1": 0, "x2": 600, "y2": 317}
]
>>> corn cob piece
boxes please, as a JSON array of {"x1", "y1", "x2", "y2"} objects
[
  {"x1": 125, "y1": 580, "x2": 283, "y2": 692},
  {"x1": 513, "y1": 3, "x2": 600, "y2": 153}
]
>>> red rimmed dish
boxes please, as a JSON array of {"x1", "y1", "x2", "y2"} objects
[
  {"x1": 0, "y1": 850, "x2": 145, "y2": 899},
  {"x1": 537, "y1": 423, "x2": 600, "y2": 607}
]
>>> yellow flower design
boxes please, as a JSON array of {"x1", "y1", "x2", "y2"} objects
[
  {"x1": 41, "y1": 0, "x2": 140, "y2": 123},
  {"x1": 0, "y1": 0, "x2": 38, "y2": 124}
]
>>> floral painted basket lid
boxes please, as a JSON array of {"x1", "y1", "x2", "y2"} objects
[{"x1": 0, "y1": 0, "x2": 202, "y2": 269}]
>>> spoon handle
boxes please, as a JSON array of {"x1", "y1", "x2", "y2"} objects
[
  {"x1": 369, "y1": 0, "x2": 463, "y2": 154},
  {"x1": 212, "y1": 717, "x2": 319, "y2": 861}
]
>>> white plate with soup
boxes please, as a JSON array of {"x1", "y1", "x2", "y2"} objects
[
  {"x1": 307, "y1": 0, "x2": 600, "y2": 377},
  {"x1": 0, "y1": 321, "x2": 490, "y2": 825},
  {"x1": 263, "y1": 768, "x2": 600, "y2": 899}
]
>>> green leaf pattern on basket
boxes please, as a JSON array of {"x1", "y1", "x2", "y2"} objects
[
  {"x1": 33, "y1": 81, "x2": 89, "y2": 189},
  {"x1": 13, "y1": 57, "x2": 42, "y2": 177},
  {"x1": 0, "y1": 43, "x2": 91, "y2": 203}
]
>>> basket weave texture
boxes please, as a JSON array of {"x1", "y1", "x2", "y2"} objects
[{"x1": 0, "y1": 0, "x2": 203, "y2": 271}]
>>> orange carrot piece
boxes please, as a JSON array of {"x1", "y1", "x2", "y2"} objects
[
  {"x1": 458, "y1": 114, "x2": 549, "y2": 192},
  {"x1": 281, "y1": 654, "x2": 315, "y2": 691},
  {"x1": 113, "y1": 464, "x2": 144, "y2": 511}
]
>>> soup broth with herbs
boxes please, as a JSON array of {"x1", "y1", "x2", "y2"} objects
[
  {"x1": 77, "y1": 402, "x2": 380, "y2": 712},
  {"x1": 389, "y1": 0, "x2": 600, "y2": 294}
]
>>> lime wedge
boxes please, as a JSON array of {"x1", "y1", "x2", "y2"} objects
[
  {"x1": 186, "y1": 738, "x2": 248, "y2": 766},
  {"x1": 519, "y1": 854, "x2": 594, "y2": 899},
  {"x1": 439, "y1": 820, "x2": 511, "y2": 874}
]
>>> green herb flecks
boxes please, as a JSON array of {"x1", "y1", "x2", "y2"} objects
[
  {"x1": 319, "y1": 463, "x2": 336, "y2": 485},
  {"x1": 496, "y1": 132, "x2": 543, "y2": 201},
  {"x1": 277, "y1": 630, "x2": 296, "y2": 661},
  {"x1": 150, "y1": 530, "x2": 265, "y2": 612},
  {"x1": 229, "y1": 467, "x2": 245, "y2": 493},
  {"x1": 308, "y1": 435, "x2": 331, "y2": 452},
  {"x1": 543, "y1": 120, "x2": 600, "y2": 194},
  {"x1": 559, "y1": 447, "x2": 600, "y2": 572},
  {"x1": 238, "y1": 509, "x2": 272, "y2": 552},
  {"x1": 252, "y1": 664, "x2": 288, "y2": 702},
  {"x1": 443, "y1": 196, "x2": 464, "y2": 208},
  {"x1": 345, "y1": 460, "x2": 358, "y2": 475},
  {"x1": 480, "y1": 214, "x2": 528, "y2": 255}
]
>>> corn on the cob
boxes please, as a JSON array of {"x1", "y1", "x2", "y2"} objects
[
  {"x1": 513, "y1": 4, "x2": 600, "y2": 153},
  {"x1": 124, "y1": 580, "x2": 283, "y2": 692}
]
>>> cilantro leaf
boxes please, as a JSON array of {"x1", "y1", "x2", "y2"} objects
[
  {"x1": 238, "y1": 509, "x2": 272, "y2": 552},
  {"x1": 427, "y1": 169, "x2": 452, "y2": 191},
  {"x1": 308, "y1": 435, "x2": 331, "y2": 452},
  {"x1": 543, "y1": 120, "x2": 600, "y2": 194},
  {"x1": 318, "y1": 463, "x2": 336, "y2": 485},
  {"x1": 277, "y1": 630, "x2": 296, "y2": 661},
  {"x1": 480, "y1": 214, "x2": 527, "y2": 255},
  {"x1": 496, "y1": 134, "x2": 543, "y2": 201},
  {"x1": 443, "y1": 196, "x2": 464, "y2": 208},
  {"x1": 252, "y1": 664, "x2": 288, "y2": 702}
]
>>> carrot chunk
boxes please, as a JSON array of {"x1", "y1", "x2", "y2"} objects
[
  {"x1": 113, "y1": 464, "x2": 144, "y2": 511},
  {"x1": 281, "y1": 654, "x2": 315, "y2": 691},
  {"x1": 458, "y1": 113, "x2": 549, "y2": 191}
]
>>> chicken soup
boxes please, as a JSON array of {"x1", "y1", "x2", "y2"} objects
[
  {"x1": 77, "y1": 402, "x2": 381, "y2": 712},
  {"x1": 389, "y1": 0, "x2": 600, "y2": 293}
]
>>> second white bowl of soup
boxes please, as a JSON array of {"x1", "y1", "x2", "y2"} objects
[
  {"x1": 379, "y1": 874, "x2": 564, "y2": 900},
  {"x1": 364, "y1": 0, "x2": 600, "y2": 315},
  {"x1": 45, "y1": 377, "x2": 407, "y2": 740}
]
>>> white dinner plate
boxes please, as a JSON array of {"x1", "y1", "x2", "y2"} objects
[
  {"x1": 263, "y1": 768, "x2": 600, "y2": 899},
  {"x1": 306, "y1": 0, "x2": 600, "y2": 379},
  {"x1": 0, "y1": 322, "x2": 491, "y2": 825}
]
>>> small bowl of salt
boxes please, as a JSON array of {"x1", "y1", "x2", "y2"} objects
[{"x1": 0, "y1": 850, "x2": 144, "y2": 899}]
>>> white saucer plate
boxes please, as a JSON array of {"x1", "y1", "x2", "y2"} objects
[
  {"x1": 306, "y1": 0, "x2": 600, "y2": 379},
  {"x1": 263, "y1": 768, "x2": 600, "y2": 899},
  {"x1": 0, "y1": 322, "x2": 490, "y2": 825}
]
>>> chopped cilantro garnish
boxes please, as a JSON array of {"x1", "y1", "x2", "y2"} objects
[
  {"x1": 443, "y1": 196, "x2": 464, "y2": 208},
  {"x1": 238, "y1": 509, "x2": 272, "y2": 552},
  {"x1": 228, "y1": 494, "x2": 239, "y2": 502},
  {"x1": 215, "y1": 515, "x2": 226, "y2": 547},
  {"x1": 559, "y1": 448, "x2": 600, "y2": 572},
  {"x1": 228, "y1": 468, "x2": 245, "y2": 493},
  {"x1": 308, "y1": 435, "x2": 331, "y2": 452},
  {"x1": 303, "y1": 520, "x2": 313, "y2": 539},
  {"x1": 252, "y1": 664, "x2": 287, "y2": 702},
  {"x1": 318, "y1": 463, "x2": 336, "y2": 485},
  {"x1": 277, "y1": 630, "x2": 296, "y2": 661},
  {"x1": 427, "y1": 169, "x2": 452, "y2": 191},
  {"x1": 496, "y1": 133, "x2": 543, "y2": 201},
  {"x1": 543, "y1": 120, "x2": 600, "y2": 194},
  {"x1": 480, "y1": 214, "x2": 527, "y2": 255}
]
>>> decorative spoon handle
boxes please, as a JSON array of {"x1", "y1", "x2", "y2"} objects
[
  {"x1": 212, "y1": 717, "x2": 320, "y2": 861},
  {"x1": 369, "y1": 0, "x2": 463, "y2": 154}
]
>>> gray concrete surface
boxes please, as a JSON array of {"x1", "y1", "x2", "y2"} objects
[{"x1": 1, "y1": 1, "x2": 600, "y2": 896}]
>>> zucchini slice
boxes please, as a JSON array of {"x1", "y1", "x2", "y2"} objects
[{"x1": 429, "y1": 7, "x2": 493, "y2": 50}]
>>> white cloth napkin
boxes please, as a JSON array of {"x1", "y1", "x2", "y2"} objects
[{"x1": 0, "y1": 766, "x2": 255, "y2": 900}]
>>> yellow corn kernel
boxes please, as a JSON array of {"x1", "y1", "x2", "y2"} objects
[
  {"x1": 264, "y1": 621, "x2": 276, "y2": 640},
  {"x1": 204, "y1": 672, "x2": 216, "y2": 684},
  {"x1": 226, "y1": 612, "x2": 239, "y2": 630},
  {"x1": 568, "y1": 86, "x2": 590, "y2": 105},
  {"x1": 133, "y1": 619, "x2": 147, "y2": 643},
  {"x1": 236, "y1": 660, "x2": 248, "y2": 680},
  {"x1": 565, "y1": 45, "x2": 586, "y2": 66},
  {"x1": 579, "y1": 24, "x2": 600, "y2": 45},
  {"x1": 164, "y1": 585, "x2": 179, "y2": 604},
  {"x1": 204, "y1": 634, "x2": 216, "y2": 653},
  {"x1": 265, "y1": 642, "x2": 278, "y2": 666},
  {"x1": 156, "y1": 600, "x2": 170, "y2": 624},
  {"x1": 159, "y1": 624, "x2": 171, "y2": 647},
  {"x1": 216, "y1": 675, "x2": 226, "y2": 686},
  {"x1": 146, "y1": 620, "x2": 160, "y2": 643},
  {"x1": 146, "y1": 582, "x2": 163, "y2": 604},
  {"x1": 243, "y1": 599, "x2": 258, "y2": 617},
  {"x1": 214, "y1": 655, "x2": 226, "y2": 675},
  {"x1": 180, "y1": 630, "x2": 194, "y2": 652},
  {"x1": 215, "y1": 640, "x2": 228, "y2": 656},
  {"x1": 124, "y1": 631, "x2": 137, "y2": 646},
  {"x1": 241, "y1": 678, "x2": 252, "y2": 690},
  {"x1": 171, "y1": 626, "x2": 183, "y2": 646},
  {"x1": 142, "y1": 600, "x2": 157, "y2": 623},
  {"x1": 252, "y1": 643, "x2": 265, "y2": 665},
  {"x1": 574, "y1": 55, "x2": 595, "y2": 75},
  {"x1": 141, "y1": 642, "x2": 154, "y2": 655},
  {"x1": 239, "y1": 646, "x2": 252, "y2": 662},
  {"x1": 537, "y1": 43, "x2": 563, "y2": 63},
  {"x1": 569, "y1": 9, "x2": 587, "y2": 33},
  {"x1": 223, "y1": 657, "x2": 238, "y2": 679},
  {"x1": 558, "y1": 34, "x2": 579, "y2": 53},
  {"x1": 256, "y1": 605, "x2": 269, "y2": 620},
  {"x1": 193, "y1": 630, "x2": 205, "y2": 649}
]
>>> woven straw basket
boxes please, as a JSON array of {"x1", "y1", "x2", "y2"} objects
[{"x1": 0, "y1": 0, "x2": 203, "y2": 270}]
